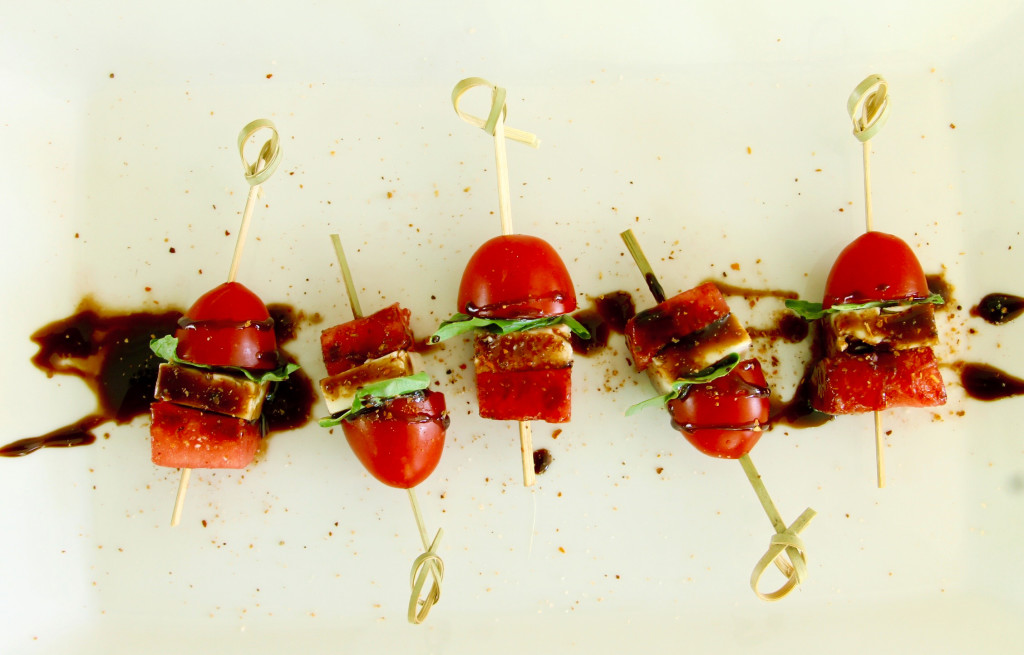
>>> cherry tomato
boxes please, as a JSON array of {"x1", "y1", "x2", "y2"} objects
[
  {"x1": 457, "y1": 234, "x2": 577, "y2": 319},
  {"x1": 666, "y1": 359, "x2": 770, "y2": 459},
  {"x1": 175, "y1": 281, "x2": 278, "y2": 370},
  {"x1": 822, "y1": 231, "x2": 930, "y2": 308},
  {"x1": 341, "y1": 390, "x2": 448, "y2": 489}
]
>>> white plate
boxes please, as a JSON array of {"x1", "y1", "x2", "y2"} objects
[{"x1": 2, "y1": 2, "x2": 1023, "y2": 653}]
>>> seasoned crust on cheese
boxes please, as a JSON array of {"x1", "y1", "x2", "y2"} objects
[{"x1": 473, "y1": 325, "x2": 573, "y2": 373}]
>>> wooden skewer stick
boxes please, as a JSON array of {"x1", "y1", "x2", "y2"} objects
[
  {"x1": 329, "y1": 234, "x2": 444, "y2": 624},
  {"x1": 169, "y1": 119, "x2": 282, "y2": 527},
  {"x1": 848, "y1": 75, "x2": 891, "y2": 488},
  {"x1": 620, "y1": 229, "x2": 815, "y2": 600},
  {"x1": 452, "y1": 77, "x2": 541, "y2": 487},
  {"x1": 490, "y1": 86, "x2": 534, "y2": 487},
  {"x1": 407, "y1": 488, "x2": 444, "y2": 624}
]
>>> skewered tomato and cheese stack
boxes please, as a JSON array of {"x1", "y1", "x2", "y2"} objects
[
  {"x1": 625, "y1": 281, "x2": 768, "y2": 459},
  {"x1": 622, "y1": 230, "x2": 815, "y2": 601},
  {"x1": 150, "y1": 282, "x2": 296, "y2": 470},
  {"x1": 434, "y1": 234, "x2": 586, "y2": 425},
  {"x1": 786, "y1": 75, "x2": 947, "y2": 487},
  {"x1": 148, "y1": 118, "x2": 291, "y2": 526},
  {"x1": 436, "y1": 78, "x2": 589, "y2": 485},
  {"x1": 792, "y1": 232, "x2": 946, "y2": 415},
  {"x1": 317, "y1": 235, "x2": 447, "y2": 625},
  {"x1": 318, "y1": 301, "x2": 448, "y2": 489}
]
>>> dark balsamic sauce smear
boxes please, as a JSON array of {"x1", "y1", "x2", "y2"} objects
[
  {"x1": 1, "y1": 300, "x2": 315, "y2": 457},
  {"x1": 957, "y1": 362, "x2": 1024, "y2": 401},
  {"x1": 263, "y1": 304, "x2": 317, "y2": 432},
  {"x1": 971, "y1": 294, "x2": 1024, "y2": 325},
  {"x1": 712, "y1": 281, "x2": 800, "y2": 303},
  {"x1": 765, "y1": 316, "x2": 834, "y2": 429},
  {"x1": 569, "y1": 309, "x2": 608, "y2": 355},
  {"x1": 747, "y1": 313, "x2": 809, "y2": 343},
  {"x1": 570, "y1": 291, "x2": 636, "y2": 356},
  {"x1": 926, "y1": 274, "x2": 954, "y2": 306},
  {"x1": 0, "y1": 415, "x2": 106, "y2": 457},
  {"x1": 533, "y1": 448, "x2": 553, "y2": 475}
]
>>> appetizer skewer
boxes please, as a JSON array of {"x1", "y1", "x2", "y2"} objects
[
  {"x1": 785, "y1": 76, "x2": 946, "y2": 487},
  {"x1": 149, "y1": 119, "x2": 294, "y2": 527},
  {"x1": 621, "y1": 229, "x2": 815, "y2": 601},
  {"x1": 318, "y1": 234, "x2": 446, "y2": 625},
  {"x1": 432, "y1": 78, "x2": 588, "y2": 487}
]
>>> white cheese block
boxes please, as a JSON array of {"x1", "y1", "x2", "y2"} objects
[{"x1": 319, "y1": 350, "x2": 415, "y2": 415}]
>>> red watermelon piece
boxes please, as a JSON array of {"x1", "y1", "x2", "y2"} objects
[
  {"x1": 476, "y1": 367, "x2": 572, "y2": 423},
  {"x1": 320, "y1": 303, "x2": 414, "y2": 376},
  {"x1": 150, "y1": 401, "x2": 260, "y2": 469},
  {"x1": 625, "y1": 282, "x2": 733, "y2": 371},
  {"x1": 811, "y1": 347, "x2": 946, "y2": 414}
]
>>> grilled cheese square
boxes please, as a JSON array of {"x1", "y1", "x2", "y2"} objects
[
  {"x1": 473, "y1": 325, "x2": 573, "y2": 374},
  {"x1": 824, "y1": 303, "x2": 938, "y2": 356},
  {"x1": 645, "y1": 313, "x2": 751, "y2": 395},
  {"x1": 319, "y1": 350, "x2": 415, "y2": 415},
  {"x1": 154, "y1": 362, "x2": 269, "y2": 421}
]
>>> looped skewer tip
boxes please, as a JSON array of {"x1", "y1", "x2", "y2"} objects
[
  {"x1": 749, "y1": 507, "x2": 817, "y2": 601},
  {"x1": 847, "y1": 74, "x2": 890, "y2": 143},
  {"x1": 451, "y1": 77, "x2": 540, "y2": 148},
  {"x1": 408, "y1": 527, "x2": 445, "y2": 624},
  {"x1": 237, "y1": 118, "x2": 283, "y2": 186}
]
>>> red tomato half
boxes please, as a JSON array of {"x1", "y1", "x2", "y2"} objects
[
  {"x1": 341, "y1": 390, "x2": 449, "y2": 489},
  {"x1": 667, "y1": 359, "x2": 771, "y2": 460},
  {"x1": 175, "y1": 281, "x2": 278, "y2": 370},
  {"x1": 457, "y1": 234, "x2": 577, "y2": 319},
  {"x1": 822, "y1": 232, "x2": 930, "y2": 308}
]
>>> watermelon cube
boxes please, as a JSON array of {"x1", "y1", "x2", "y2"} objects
[
  {"x1": 320, "y1": 303, "x2": 414, "y2": 376},
  {"x1": 625, "y1": 282, "x2": 738, "y2": 371},
  {"x1": 811, "y1": 347, "x2": 946, "y2": 414},
  {"x1": 150, "y1": 401, "x2": 261, "y2": 469},
  {"x1": 476, "y1": 367, "x2": 572, "y2": 423}
]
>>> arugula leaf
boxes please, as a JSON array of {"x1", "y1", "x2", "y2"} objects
[
  {"x1": 624, "y1": 353, "x2": 741, "y2": 416},
  {"x1": 430, "y1": 312, "x2": 591, "y2": 343},
  {"x1": 149, "y1": 335, "x2": 299, "y2": 383},
  {"x1": 784, "y1": 293, "x2": 945, "y2": 321},
  {"x1": 318, "y1": 372, "x2": 431, "y2": 427}
]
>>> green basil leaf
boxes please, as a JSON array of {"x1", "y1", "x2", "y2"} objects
[
  {"x1": 430, "y1": 312, "x2": 591, "y2": 343},
  {"x1": 318, "y1": 372, "x2": 431, "y2": 427},
  {"x1": 149, "y1": 336, "x2": 299, "y2": 384},
  {"x1": 560, "y1": 315, "x2": 592, "y2": 339},
  {"x1": 624, "y1": 353, "x2": 741, "y2": 416},
  {"x1": 785, "y1": 293, "x2": 945, "y2": 320}
]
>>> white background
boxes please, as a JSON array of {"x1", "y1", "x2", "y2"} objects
[{"x1": 1, "y1": 1, "x2": 1022, "y2": 653}]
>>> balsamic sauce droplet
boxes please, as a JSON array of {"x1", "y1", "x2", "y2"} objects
[
  {"x1": 959, "y1": 362, "x2": 1024, "y2": 401},
  {"x1": 533, "y1": 448, "x2": 553, "y2": 475},
  {"x1": 970, "y1": 294, "x2": 1024, "y2": 326}
]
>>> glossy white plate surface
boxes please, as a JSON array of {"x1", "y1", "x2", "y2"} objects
[{"x1": 2, "y1": 2, "x2": 1023, "y2": 653}]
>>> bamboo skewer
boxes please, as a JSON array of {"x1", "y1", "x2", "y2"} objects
[
  {"x1": 452, "y1": 78, "x2": 541, "y2": 487},
  {"x1": 848, "y1": 75, "x2": 891, "y2": 488},
  {"x1": 329, "y1": 234, "x2": 444, "y2": 625},
  {"x1": 621, "y1": 229, "x2": 815, "y2": 600},
  {"x1": 169, "y1": 119, "x2": 281, "y2": 527}
]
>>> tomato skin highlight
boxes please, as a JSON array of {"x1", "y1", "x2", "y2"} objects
[
  {"x1": 822, "y1": 232, "x2": 930, "y2": 308},
  {"x1": 341, "y1": 390, "x2": 448, "y2": 489},
  {"x1": 457, "y1": 234, "x2": 577, "y2": 319},
  {"x1": 175, "y1": 282, "x2": 278, "y2": 370},
  {"x1": 667, "y1": 359, "x2": 771, "y2": 460}
]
